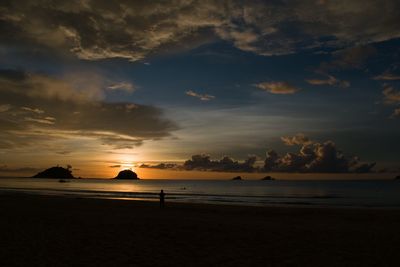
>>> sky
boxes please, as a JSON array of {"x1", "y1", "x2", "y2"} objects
[{"x1": 0, "y1": 0, "x2": 399, "y2": 178}]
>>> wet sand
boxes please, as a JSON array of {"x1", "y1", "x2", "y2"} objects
[{"x1": 1, "y1": 193, "x2": 400, "y2": 266}]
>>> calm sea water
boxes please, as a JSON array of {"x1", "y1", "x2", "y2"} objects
[{"x1": 1, "y1": 178, "x2": 400, "y2": 208}]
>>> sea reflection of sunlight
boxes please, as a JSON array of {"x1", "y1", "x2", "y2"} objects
[{"x1": 111, "y1": 182, "x2": 139, "y2": 193}]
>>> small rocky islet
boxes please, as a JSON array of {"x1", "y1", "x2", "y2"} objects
[
  {"x1": 32, "y1": 166, "x2": 74, "y2": 179},
  {"x1": 114, "y1": 169, "x2": 140, "y2": 180}
]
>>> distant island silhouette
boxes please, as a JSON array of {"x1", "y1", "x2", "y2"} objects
[
  {"x1": 114, "y1": 170, "x2": 139, "y2": 180},
  {"x1": 261, "y1": 176, "x2": 275, "y2": 180},
  {"x1": 33, "y1": 166, "x2": 74, "y2": 179},
  {"x1": 231, "y1": 176, "x2": 242, "y2": 180}
]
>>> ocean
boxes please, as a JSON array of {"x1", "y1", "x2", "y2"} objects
[{"x1": 1, "y1": 178, "x2": 400, "y2": 208}]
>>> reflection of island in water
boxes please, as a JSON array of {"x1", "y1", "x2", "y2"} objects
[
  {"x1": 114, "y1": 170, "x2": 140, "y2": 180},
  {"x1": 33, "y1": 166, "x2": 74, "y2": 179}
]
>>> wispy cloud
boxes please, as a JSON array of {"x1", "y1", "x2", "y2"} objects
[
  {"x1": 306, "y1": 73, "x2": 350, "y2": 88},
  {"x1": 56, "y1": 151, "x2": 71, "y2": 155},
  {"x1": 0, "y1": 165, "x2": 41, "y2": 174},
  {"x1": 0, "y1": 104, "x2": 11, "y2": 112},
  {"x1": 392, "y1": 108, "x2": 400, "y2": 118},
  {"x1": 383, "y1": 85, "x2": 400, "y2": 104},
  {"x1": 381, "y1": 85, "x2": 400, "y2": 118},
  {"x1": 374, "y1": 72, "x2": 400, "y2": 81},
  {"x1": 255, "y1": 81, "x2": 300, "y2": 95},
  {"x1": 24, "y1": 117, "x2": 56, "y2": 125},
  {"x1": 186, "y1": 90, "x2": 215, "y2": 101},
  {"x1": 107, "y1": 82, "x2": 136, "y2": 93},
  {"x1": 21, "y1": 107, "x2": 45, "y2": 114}
]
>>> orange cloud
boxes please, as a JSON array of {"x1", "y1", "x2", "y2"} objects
[
  {"x1": 255, "y1": 81, "x2": 300, "y2": 94},
  {"x1": 374, "y1": 72, "x2": 400, "y2": 81},
  {"x1": 383, "y1": 86, "x2": 400, "y2": 104},
  {"x1": 306, "y1": 73, "x2": 350, "y2": 88}
]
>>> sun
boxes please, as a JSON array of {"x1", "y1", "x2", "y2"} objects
[
  {"x1": 111, "y1": 153, "x2": 137, "y2": 171},
  {"x1": 121, "y1": 162, "x2": 135, "y2": 170}
]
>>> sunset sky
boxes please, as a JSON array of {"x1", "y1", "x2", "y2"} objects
[{"x1": 0, "y1": 0, "x2": 400, "y2": 178}]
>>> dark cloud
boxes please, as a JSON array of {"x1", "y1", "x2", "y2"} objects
[
  {"x1": 353, "y1": 162, "x2": 377, "y2": 173},
  {"x1": 319, "y1": 45, "x2": 377, "y2": 71},
  {"x1": 0, "y1": 165, "x2": 41, "y2": 174},
  {"x1": 109, "y1": 165, "x2": 121, "y2": 168},
  {"x1": 332, "y1": 46, "x2": 378, "y2": 69},
  {"x1": 0, "y1": 69, "x2": 29, "y2": 81},
  {"x1": 264, "y1": 150, "x2": 279, "y2": 172},
  {"x1": 183, "y1": 154, "x2": 257, "y2": 172},
  {"x1": 142, "y1": 135, "x2": 375, "y2": 173},
  {"x1": 0, "y1": 69, "x2": 177, "y2": 151},
  {"x1": 56, "y1": 151, "x2": 71, "y2": 155},
  {"x1": 100, "y1": 136, "x2": 143, "y2": 149},
  {"x1": 0, "y1": 1, "x2": 399, "y2": 60},
  {"x1": 281, "y1": 133, "x2": 311, "y2": 146},
  {"x1": 139, "y1": 163, "x2": 179, "y2": 170},
  {"x1": 140, "y1": 154, "x2": 258, "y2": 172},
  {"x1": 264, "y1": 136, "x2": 375, "y2": 173}
]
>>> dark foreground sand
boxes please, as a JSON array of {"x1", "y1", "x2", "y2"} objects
[{"x1": 1, "y1": 193, "x2": 400, "y2": 267}]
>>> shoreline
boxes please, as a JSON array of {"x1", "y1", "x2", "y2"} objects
[
  {"x1": 2, "y1": 187, "x2": 400, "y2": 210},
  {"x1": 3, "y1": 190, "x2": 400, "y2": 217}
]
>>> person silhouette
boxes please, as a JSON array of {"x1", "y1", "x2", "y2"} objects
[{"x1": 159, "y1": 189, "x2": 165, "y2": 208}]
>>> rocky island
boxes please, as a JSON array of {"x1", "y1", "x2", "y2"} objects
[
  {"x1": 114, "y1": 170, "x2": 140, "y2": 180},
  {"x1": 33, "y1": 166, "x2": 74, "y2": 179},
  {"x1": 261, "y1": 176, "x2": 275, "y2": 181}
]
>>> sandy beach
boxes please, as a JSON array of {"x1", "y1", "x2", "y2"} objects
[{"x1": 1, "y1": 193, "x2": 400, "y2": 267}]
